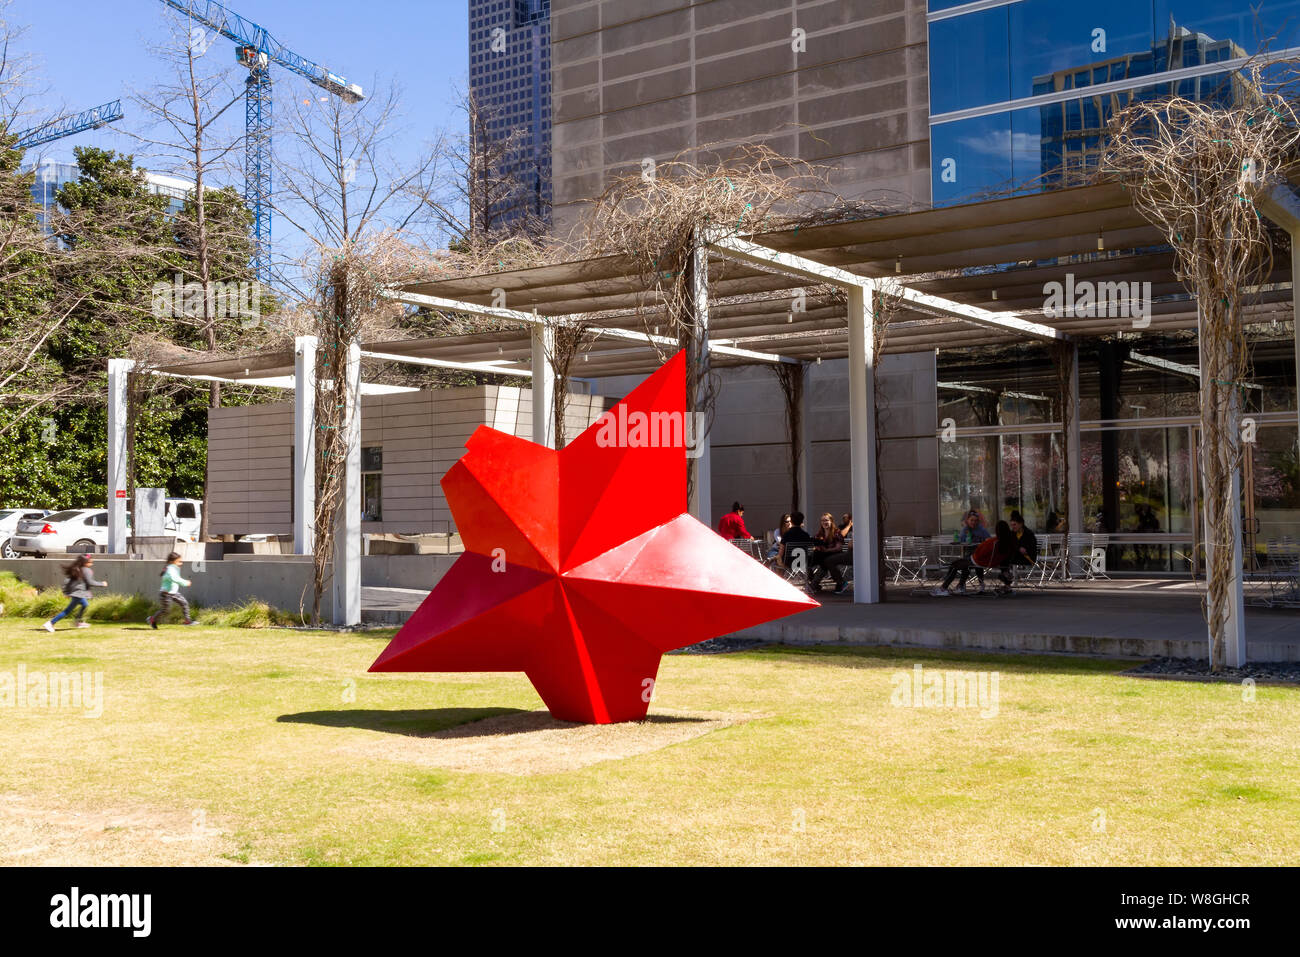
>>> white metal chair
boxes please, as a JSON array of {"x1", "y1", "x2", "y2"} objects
[{"x1": 729, "y1": 538, "x2": 763, "y2": 562}]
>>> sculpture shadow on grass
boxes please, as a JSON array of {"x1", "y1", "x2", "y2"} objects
[{"x1": 277, "y1": 707, "x2": 711, "y2": 739}]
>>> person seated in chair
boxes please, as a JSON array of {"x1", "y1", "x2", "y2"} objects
[
  {"x1": 997, "y1": 510, "x2": 1038, "y2": 592},
  {"x1": 778, "y1": 512, "x2": 814, "y2": 573},
  {"x1": 933, "y1": 522, "x2": 1016, "y2": 596},
  {"x1": 766, "y1": 513, "x2": 793, "y2": 562},
  {"x1": 808, "y1": 512, "x2": 851, "y2": 596}
]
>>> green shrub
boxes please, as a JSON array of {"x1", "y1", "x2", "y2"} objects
[{"x1": 198, "y1": 600, "x2": 298, "y2": 629}]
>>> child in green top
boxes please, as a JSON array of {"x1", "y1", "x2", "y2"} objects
[{"x1": 148, "y1": 551, "x2": 197, "y2": 628}]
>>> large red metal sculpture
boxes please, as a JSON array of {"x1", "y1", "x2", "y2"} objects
[{"x1": 369, "y1": 351, "x2": 818, "y2": 723}]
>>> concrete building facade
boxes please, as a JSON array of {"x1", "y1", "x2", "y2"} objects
[
  {"x1": 206, "y1": 385, "x2": 610, "y2": 538},
  {"x1": 548, "y1": 0, "x2": 931, "y2": 236}
]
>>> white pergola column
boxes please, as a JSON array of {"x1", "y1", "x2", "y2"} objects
[
  {"x1": 847, "y1": 284, "x2": 881, "y2": 604},
  {"x1": 1196, "y1": 306, "x2": 1247, "y2": 667},
  {"x1": 107, "y1": 358, "x2": 134, "y2": 555},
  {"x1": 1066, "y1": 342, "x2": 1083, "y2": 536},
  {"x1": 293, "y1": 336, "x2": 317, "y2": 555},
  {"x1": 689, "y1": 239, "x2": 713, "y2": 526},
  {"x1": 799, "y1": 361, "x2": 815, "y2": 522},
  {"x1": 332, "y1": 341, "x2": 362, "y2": 626},
  {"x1": 531, "y1": 323, "x2": 555, "y2": 449}
]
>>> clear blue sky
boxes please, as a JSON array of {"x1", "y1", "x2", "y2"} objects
[{"x1": 10, "y1": 0, "x2": 469, "y2": 245}]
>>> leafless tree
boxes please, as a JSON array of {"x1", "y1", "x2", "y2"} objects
[
  {"x1": 423, "y1": 88, "x2": 547, "y2": 249},
  {"x1": 272, "y1": 76, "x2": 445, "y2": 622},
  {"x1": 1102, "y1": 59, "x2": 1300, "y2": 668},
  {"x1": 129, "y1": 7, "x2": 263, "y2": 537}
]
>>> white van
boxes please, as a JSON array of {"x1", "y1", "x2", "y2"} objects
[{"x1": 164, "y1": 499, "x2": 203, "y2": 542}]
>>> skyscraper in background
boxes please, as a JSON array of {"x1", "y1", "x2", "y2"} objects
[{"x1": 468, "y1": 0, "x2": 552, "y2": 230}]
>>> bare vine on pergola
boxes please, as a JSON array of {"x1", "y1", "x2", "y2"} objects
[
  {"x1": 1101, "y1": 59, "x2": 1300, "y2": 668},
  {"x1": 545, "y1": 315, "x2": 599, "y2": 448},
  {"x1": 581, "y1": 143, "x2": 836, "y2": 504}
]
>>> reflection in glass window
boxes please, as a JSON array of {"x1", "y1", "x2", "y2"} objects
[
  {"x1": 928, "y1": 7, "x2": 1011, "y2": 115},
  {"x1": 1157, "y1": 0, "x2": 1300, "y2": 56},
  {"x1": 1012, "y1": 0, "x2": 1154, "y2": 101},
  {"x1": 930, "y1": 112, "x2": 1014, "y2": 205}
]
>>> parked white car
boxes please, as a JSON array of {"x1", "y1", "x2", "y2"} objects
[
  {"x1": 10, "y1": 509, "x2": 109, "y2": 557},
  {"x1": 0, "y1": 508, "x2": 52, "y2": 558}
]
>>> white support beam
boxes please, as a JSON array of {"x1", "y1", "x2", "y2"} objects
[
  {"x1": 293, "y1": 336, "x2": 317, "y2": 556},
  {"x1": 894, "y1": 286, "x2": 1070, "y2": 343},
  {"x1": 689, "y1": 239, "x2": 712, "y2": 526},
  {"x1": 707, "y1": 233, "x2": 1069, "y2": 345},
  {"x1": 106, "y1": 358, "x2": 134, "y2": 555},
  {"x1": 360, "y1": 349, "x2": 534, "y2": 377},
  {"x1": 382, "y1": 289, "x2": 797, "y2": 365},
  {"x1": 1256, "y1": 187, "x2": 1300, "y2": 464},
  {"x1": 706, "y1": 233, "x2": 870, "y2": 288},
  {"x1": 1066, "y1": 343, "x2": 1083, "y2": 537},
  {"x1": 799, "y1": 361, "x2": 814, "y2": 524},
  {"x1": 332, "y1": 342, "x2": 362, "y2": 627},
  {"x1": 531, "y1": 324, "x2": 555, "y2": 448},
  {"x1": 847, "y1": 285, "x2": 880, "y2": 604}
]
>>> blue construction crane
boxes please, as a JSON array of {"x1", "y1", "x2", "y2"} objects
[
  {"x1": 11, "y1": 100, "x2": 125, "y2": 149},
  {"x1": 158, "y1": 0, "x2": 365, "y2": 283}
]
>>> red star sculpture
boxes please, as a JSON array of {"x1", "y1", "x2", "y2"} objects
[{"x1": 369, "y1": 351, "x2": 818, "y2": 723}]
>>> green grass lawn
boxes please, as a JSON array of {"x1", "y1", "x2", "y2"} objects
[{"x1": 0, "y1": 615, "x2": 1296, "y2": 865}]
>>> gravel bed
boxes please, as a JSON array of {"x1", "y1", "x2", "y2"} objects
[{"x1": 1123, "y1": 657, "x2": 1300, "y2": 684}]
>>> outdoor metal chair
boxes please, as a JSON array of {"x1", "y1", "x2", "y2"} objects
[
  {"x1": 1035, "y1": 533, "x2": 1068, "y2": 585},
  {"x1": 1067, "y1": 532, "x2": 1111, "y2": 581},
  {"x1": 729, "y1": 538, "x2": 763, "y2": 562},
  {"x1": 1257, "y1": 538, "x2": 1300, "y2": 608}
]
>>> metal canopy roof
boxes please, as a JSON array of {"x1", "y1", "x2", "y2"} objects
[{"x1": 155, "y1": 183, "x2": 1296, "y2": 383}]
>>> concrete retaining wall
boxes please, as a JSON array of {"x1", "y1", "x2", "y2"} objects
[{"x1": 0, "y1": 558, "x2": 331, "y2": 619}]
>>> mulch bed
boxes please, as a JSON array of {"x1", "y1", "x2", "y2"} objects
[{"x1": 1122, "y1": 656, "x2": 1300, "y2": 685}]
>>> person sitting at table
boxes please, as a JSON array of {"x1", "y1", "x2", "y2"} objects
[
  {"x1": 932, "y1": 521, "x2": 1016, "y2": 596},
  {"x1": 766, "y1": 513, "x2": 793, "y2": 561},
  {"x1": 839, "y1": 513, "x2": 853, "y2": 540},
  {"x1": 952, "y1": 509, "x2": 991, "y2": 590},
  {"x1": 717, "y1": 501, "x2": 754, "y2": 541},
  {"x1": 778, "y1": 512, "x2": 814, "y2": 571},
  {"x1": 807, "y1": 512, "x2": 851, "y2": 596},
  {"x1": 996, "y1": 510, "x2": 1038, "y2": 592},
  {"x1": 953, "y1": 510, "x2": 989, "y2": 547}
]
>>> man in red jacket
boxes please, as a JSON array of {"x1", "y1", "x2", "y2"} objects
[{"x1": 717, "y1": 501, "x2": 753, "y2": 540}]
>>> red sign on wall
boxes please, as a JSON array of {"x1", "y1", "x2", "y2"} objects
[{"x1": 114, "y1": 490, "x2": 127, "y2": 499}]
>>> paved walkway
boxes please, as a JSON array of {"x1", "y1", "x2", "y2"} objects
[
  {"x1": 735, "y1": 580, "x2": 1300, "y2": 661},
  {"x1": 361, "y1": 580, "x2": 1300, "y2": 661}
]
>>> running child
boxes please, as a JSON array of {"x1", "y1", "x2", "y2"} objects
[
  {"x1": 148, "y1": 552, "x2": 198, "y2": 628},
  {"x1": 43, "y1": 555, "x2": 108, "y2": 631}
]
